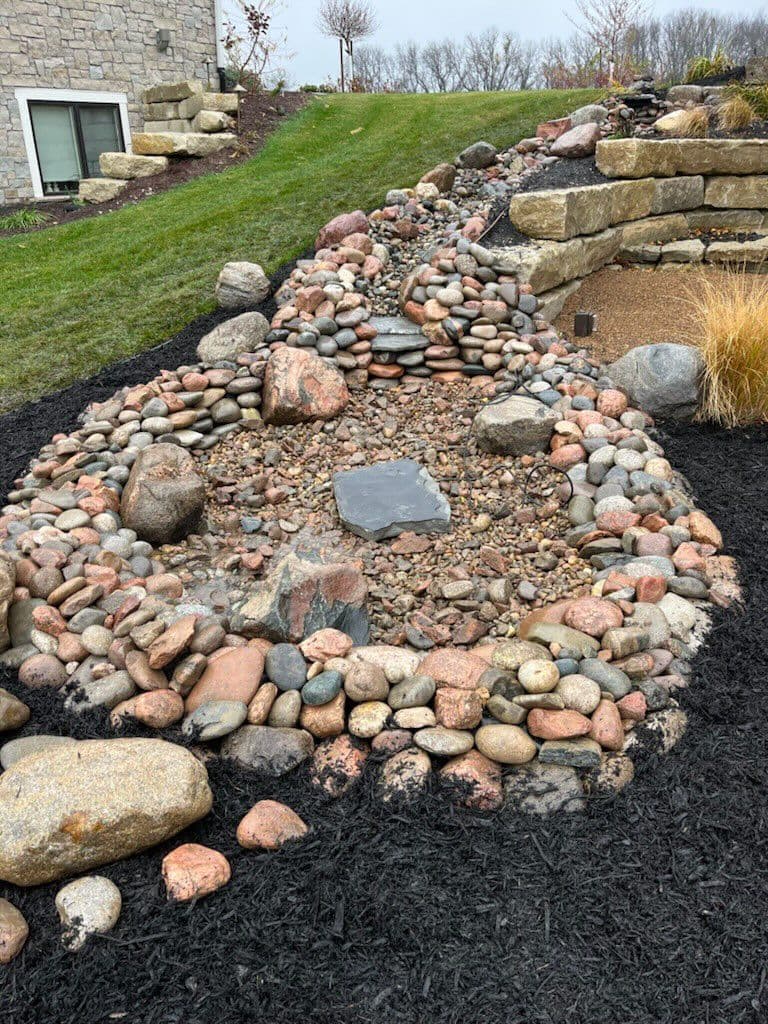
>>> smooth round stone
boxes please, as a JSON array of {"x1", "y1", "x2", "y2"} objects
[
  {"x1": 614, "y1": 449, "x2": 646, "y2": 472},
  {"x1": 348, "y1": 701, "x2": 390, "y2": 738},
  {"x1": 301, "y1": 670, "x2": 342, "y2": 707},
  {"x1": 387, "y1": 674, "x2": 436, "y2": 710},
  {"x1": 579, "y1": 658, "x2": 632, "y2": 699},
  {"x1": 142, "y1": 416, "x2": 174, "y2": 435},
  {"x1": 81, "y1": 625, "x2": 113, "y2": 656},
  {"x1": 518, "y1": 659, "x2": 560, "y2": 694},
  {"x1": 142, "y1": 398, "x2": 169, "y2": 418},
  {"x1": 54, "y1": 509, "x2": 91, "y2": 531},
  {"x1": 101, "y1": 534, "x2": 134, "y2": 559},
  {"x1": 344, "y1": 661, "x2": 390, "y2": 702},
  {"x1": 265, "y1": 644, "x2": 307, "y2": 691},
  {"x1": 475, "y1": 724, "x2": 537, "y2": 764},
  {"x1": 555, "y1": 658, "x2": 579, "y2": 676},
  {"x1": 0, "y1": 689, "x2": 30, "y2": 732},
  {"x1": 183, "y1": 700, "x2": 248, "y2": 741},
  {"x1": 56, "y1": 876, "x2": 122, "y2": 952},
  {"x1": 394, "y1": 707, "x2": 436, "y2": 729},
  {"x1": 413, "y1": 726, "x2": 473, "y2": 757},
  {"x1": 492, "y1": 639, "x2": 552, "y2": 672},
  {"x1": 568, "y1": 495, "x2": 595, "y2": 526},
  {"x1": 486, "y1": 693, "x2": 527, "y2": 725},
  {"x1": 555, "y1": 674, "x2": 602, "y2": 715},
  {"x1": 268, "y1": 690, "x2": 302, "y2": 727}
]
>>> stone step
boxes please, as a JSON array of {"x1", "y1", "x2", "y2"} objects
[
  {"x1": 78, "y1": 178, "x2": 128, "y2": 204},
  {"x1": 142, "y1": 80, "x2": 203, "y2": 105},
  {"x1": 369, "y1": 317, "x2": 428, "y2": 354},
  {"x1": 99, "y1": 152, "x2": 169, "y2": 180},
  {"x1": 178, "y1": 92, "x2": 239, "y2": 118},
  {"x1": 131, "y1": 132, "x2": 238, "y2": 158}
]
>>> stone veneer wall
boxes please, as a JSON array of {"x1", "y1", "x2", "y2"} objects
[{"x1": 0, "y1": 0, "x2": 218, "y2": 203}]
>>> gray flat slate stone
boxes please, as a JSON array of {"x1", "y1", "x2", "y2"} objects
[
  {"x1": 333, "y1": 458, "x2": 451, "y2": 541},
  {"x1": 369, "y1": 316, "x2": 429, "y2": 352}
]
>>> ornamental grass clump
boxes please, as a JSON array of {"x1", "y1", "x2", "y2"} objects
[
  {"x1": 675, "y1": 107, "x2": 710, "y2": 138},
  {"x1": 716, "y1": 95, "x2": 756, "y2": 132},
  {"x1": 686, "y1": 269, "x2": 768, "y2": 427}
]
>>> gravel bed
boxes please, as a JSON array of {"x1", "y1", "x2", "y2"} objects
[{"x1": 1, "y1": 387, "x2": 765, "y2": 1022}]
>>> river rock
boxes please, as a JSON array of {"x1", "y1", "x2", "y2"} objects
[
  {"x1": 233, "y1": 551, "x2": 369, "y2": 644},
  {"x1": 473, "y1": 395, "x2": 558, "y2": 455},
  {"x1": 120, "y1": 444, "x2": 205, "y2": 545},
  {"x1": 0, "y1": 739, "x2": 212, "y2": 886},
  {"x1": 197, "y1": 311, "x2": 270, "y2": 362},
  {"x1": 221, "y1": 725, "x2": 314, "y2": 775},
  {"x1": 215, "y1": 261, "x2": 271, "y2": 309},
  {"x1": 262, "y1": 347, "x2": 349, "y2": 425},
  {"x1": 56, "y1": 875, "x2": 122, "y2": 951},
  {"x1": 607, "y1": 344, "x2": 702, "y2": 420}
]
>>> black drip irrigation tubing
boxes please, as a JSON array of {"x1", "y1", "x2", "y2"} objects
[{"x1": 2, "y1": 282, "x2": 768, "y2": 1022}]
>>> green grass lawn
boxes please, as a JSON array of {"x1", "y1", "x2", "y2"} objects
[{"x1": 0, "y1": 89, "x2": 600, "y2": 411}]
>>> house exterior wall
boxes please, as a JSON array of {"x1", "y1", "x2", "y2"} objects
[{"x1": 0, "y1": 0, "x2": 219, "y2": 203}]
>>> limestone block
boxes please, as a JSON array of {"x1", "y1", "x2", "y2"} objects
[
  {"x1": 509, "y1": 179, "x2": 654, "y2": 241},
  {"x1": 705, "y1": 237, "x2": 768, "y2": 265},
  {"x1": 178, "y1": 92, "x2": 239, "y2": 118},
  {"x1": 652, "y1": 176, "x2": 704, "y2": 214},
  {"x1": 142, "y1": 101, "x2": 180, "y2": 120},
  {"x1": 685, "y1": 208, "x2": 764, "y2": 230},
  {"x1": 143, "y1": 119, "x2": 193, "y2": 133},
  {"x1": 619, "y1": 214, "x2": 689, "y2": 246},
  {"x1": 142, "y1": 80, "x2": 203, "y2": 104},
  {"x1": 597, "y1": 138, "x2": 768, "y2": 178},
  {"x1": 660, "y1": 239, "x2": 705, "y2": 263},
  {"x1": 511, "y1": 238, "x2": 585, "y2": 293},
  {"x1": 581, "y1": 227, "x2": 622, "y2": 274},
  {"x1": 131, "y1": 132, "x2": 237, "y2": 157},
  {"x1": 535, "y1": 278, "x2": 583, "y2": 321},
  {"x1": 192, "y1": 110, "x2": 235, "y2": 133},
  {"x1": 609, "y1": 179, "x2": 655, "y2": 223},
  {"x1": 704, "y1": 175, "x2": 768, "y2": 209},
  {"x1": 78, "y1": 178, "x2": 127, "y2": 203},
  {"x1": 99, "y1": 152, "x2": 168, "y2": 179}
]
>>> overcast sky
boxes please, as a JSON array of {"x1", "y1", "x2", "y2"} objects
[{"x1": 224, "y1": 0, "x2": 767, "y2": 86}]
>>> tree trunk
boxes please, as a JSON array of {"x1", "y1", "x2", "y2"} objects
[{"x1": 339, "y1": 37, "x2": 345, "y2": 92}]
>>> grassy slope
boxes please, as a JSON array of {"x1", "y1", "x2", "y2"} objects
[{"x1": 0, "y1": 89, "x2": 600, "y2": 410}]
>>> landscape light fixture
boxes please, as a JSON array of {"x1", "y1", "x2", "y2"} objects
[
  {"x1": 574, "y1": 311, "x2": 596, "y2": 337},
  {"x1": 156, "y1": 28, "x2": 171, "y2": 52}
]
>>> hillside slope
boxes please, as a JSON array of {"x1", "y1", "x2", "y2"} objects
[{"x1": 0, "y1": 89, "x2": 600, "y2": 410}]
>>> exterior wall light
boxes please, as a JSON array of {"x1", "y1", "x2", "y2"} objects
[{"x1": 156, "y1": 29, "x2": 171, "y2": 52}]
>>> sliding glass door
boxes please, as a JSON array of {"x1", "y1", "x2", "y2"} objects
[{"x1": 29, "y1": 101, "x2": 124, "y2": 195}]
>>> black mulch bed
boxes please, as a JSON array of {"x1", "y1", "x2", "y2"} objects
[
  {"x1": 515, "y1": 156, "x2": 610, "y2": 195},
  {"x1": 2, "y1": 326, "x2": 768, "y2": 1022}
]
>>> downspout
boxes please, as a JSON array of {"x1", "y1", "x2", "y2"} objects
[{"x1": 213, "y1": 0, "x2": 227, "y2": 90}]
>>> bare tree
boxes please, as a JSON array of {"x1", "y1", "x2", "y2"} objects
[
  {"x1": 567, "y1": 0, "x2": 647, "y2": 82},
  {"x1": 317, "y1": 0, "x2": 378, "y2": 91}
]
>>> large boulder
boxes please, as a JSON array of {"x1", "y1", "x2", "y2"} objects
[
  {"x1": 197, "y1": 311, "x2": 270, "y2": 363},
  {"x1": 0, "y1": 554, "x2": 15, "y2": 654},
  {"x1": 457, "y1": 141, "x2": 497, "y2": 169},
  {"x1": 215, "y1": 261, "x2": 271, "y2": 310},
  {"x1": 551, "y1": 123, "x2": 601, "y2": 158},
  {"x1": 607, "y1": 344, "x2": 702, "y2": 421},
  {"x1": 472, "y1": 395, "x2": 558, "y2": 455},
  {"x1": 315, "y1": 210, "x2": 369, "y2": 249},
  {"x1": 120, "y1": 443, "x2": 205, "y2": 545},
  {"x1": 0, "y1": 739, "x2": 212, "y2": 886},
  {"x1": 262, "y1": 347, "x2": 349, "y2": 425},
  {"x1": 232, "y1": 550, "x2": 369, "y2": 644}
]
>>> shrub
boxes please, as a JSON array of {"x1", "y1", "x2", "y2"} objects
[
  {"x1": 685, "y1": 47, "x2": 732, "y2": 83},
  {"x1": 675, "y1": 107, "x2": 710, "y2": 138},
  {"x1": 686, "y1": 269, "x2": 768, "y2": 427},
  {"x1": 716, "y1": 94, "x2": 756, "y2": 132}
]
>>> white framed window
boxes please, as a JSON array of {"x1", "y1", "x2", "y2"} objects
[{"x1": 15, "y1": 88, "x2": 132, "y2": 199}]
